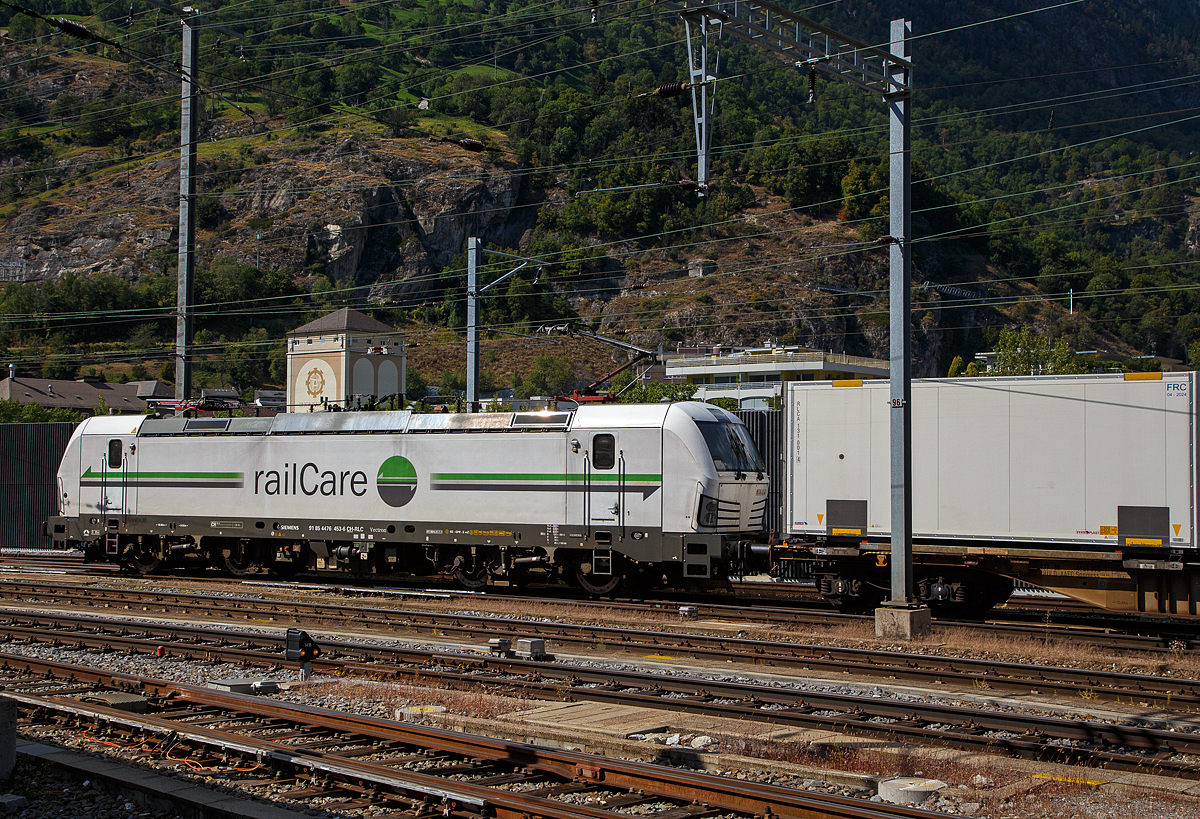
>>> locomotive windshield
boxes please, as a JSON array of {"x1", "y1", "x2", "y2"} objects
[{"x1": 696, "y1": 421, "x2": 766, "y2": 474}]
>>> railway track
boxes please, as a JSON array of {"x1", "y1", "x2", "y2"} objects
[
  {"x1": 3, "y1": 609, "x2": 1199, "y2": 780},
  {"x1": 6, "y1": 653, "x2": 935, "y2": 819},
  {"x1": 0, "y1": 604, "x2": 1196, "y2": 707},
  {"x1": 0, "y1": 569, "x2": 1195, "y2": 655}
]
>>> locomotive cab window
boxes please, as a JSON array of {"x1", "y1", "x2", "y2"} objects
[
  {"x1": 107, "y1": 439, "x2": 123, "y2": 470},
  {"x1": 695, "y1": 421, "x2": 765, "y2": 473},
  {"x1": 592, "y1": 434, "x2": 616, "y2": 469}
]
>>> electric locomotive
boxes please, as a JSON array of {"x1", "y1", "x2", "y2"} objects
[{"x1": 47, "y1": 401, "x2": 769, "y2": 594}]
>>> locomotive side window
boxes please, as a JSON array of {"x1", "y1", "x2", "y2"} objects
[
  {"x1": 107, "y1": 439, "x2": 123, "y2": 470},
  {"x1": 592, "y1": 434, "x2": 616, "y2": 469}
]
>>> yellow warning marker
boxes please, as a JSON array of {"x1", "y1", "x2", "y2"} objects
[
  {"x1": 1032, "y1": 773, "x2": 1108, "y2": 786},
  {"x1": 1174, "y1": 523, "x2": 1182, "y2": 536},
  {"x1": 817, "y1": 514, "x2": 825, "y2": 524},
  {"x1": 644, "y1": 655, "x2": 676, "y2": 660}
]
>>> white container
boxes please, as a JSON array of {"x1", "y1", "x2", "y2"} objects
[{"x1": 783, "y1": 372, "x2": 1196, "y2": 552}]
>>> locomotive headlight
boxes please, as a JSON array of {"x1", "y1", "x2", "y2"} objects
[{"x1": 697, "y1": 495, "x2": 720, "y2": 528}]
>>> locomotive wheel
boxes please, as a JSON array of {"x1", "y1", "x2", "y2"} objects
[
  {"x1": 125, "y1": 542, "x2": 163, "y2": 575},
  {"x1": 573, "y1": 555, "x2": 623, "y2": 596},
  {"x1": 450, "y1": 548, "x2": 494, "y2": 590},
  {"x1": 452, "y1": 564, "x2": 489, "y2": 590},
  {"x1": 575, "y1": 570, "x2": 622, "y2": 596},
  {"x1": 222, "y1": 541, "x2": 264, "y2": 577}
]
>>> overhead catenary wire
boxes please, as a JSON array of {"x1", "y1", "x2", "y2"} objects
[{"x1": 2, "y1": 0, "x2": 1200, "y2": 365}]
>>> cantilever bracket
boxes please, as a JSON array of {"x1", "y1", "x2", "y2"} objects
[{"x1": 680, "y1": 11, "x2": 723, "y2": 196}]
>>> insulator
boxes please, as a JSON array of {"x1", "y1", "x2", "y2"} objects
[
  {"x1": 653, "y1": 82, "x2": 688, "y2": 98},
  {"x1": 55, "y1": 18, "x2": 93, "y2": 41},
  {"x1": 459, "y1": 138, "x2": 486, "y2": 152},
  {"x1": 807, "y1": 68, "x2": 817, "y2": 105}
]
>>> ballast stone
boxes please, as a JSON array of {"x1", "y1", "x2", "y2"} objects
[
  {"x1": 208, "y1": 678, "x2": 280, "y2": 695},
  {"x1": 0, "y1": 794, "x2": 28, "y2": 815}
]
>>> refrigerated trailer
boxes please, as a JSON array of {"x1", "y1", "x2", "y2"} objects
[{"x1": 773, "y1": 371, "x2": 1200, "y2": 615}]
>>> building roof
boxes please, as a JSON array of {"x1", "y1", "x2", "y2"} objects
[
  {"x1": 0, "y1": 377, "x2": 154, "y2": 414},
  {"x1": 131, "y1": 380, "x2": 174, "y2": 399},
  {"x1": 290, "y1": 308, "x2": 396, "y2": 336},
  {"x1": 665, "y1": 346, "x2": 889, "y2": 379}
]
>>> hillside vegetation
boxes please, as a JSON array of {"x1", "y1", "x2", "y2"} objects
[{"x1": 1, "y1": 0, "x2": 1198, "y2": 395}]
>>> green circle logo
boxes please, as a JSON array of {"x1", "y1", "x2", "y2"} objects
[{"x1": 377, "y1": 456, "x2": 417, "y2": 507}]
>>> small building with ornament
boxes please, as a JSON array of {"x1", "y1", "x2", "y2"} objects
[{"x1": 286, "y1": 308, "x2": 406, "y2": 412}]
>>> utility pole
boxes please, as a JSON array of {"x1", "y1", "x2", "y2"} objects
[
  {"x1": 140, "y1": 1, "x2": 244, "y2": 402},
  {"x1": 656, "y1": 1, "x2": 924, "y2": 638}
]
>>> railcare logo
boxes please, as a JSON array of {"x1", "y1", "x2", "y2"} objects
[{"x1": 377, "y1": 456, "x2": 417, "y2": 507}]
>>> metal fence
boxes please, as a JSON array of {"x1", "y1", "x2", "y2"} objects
[
  {"x1": 734, "y1": 409, "x2": 784, "y2": 538},
  {"x1": 0, "y1": 423, "x2": 77, "y2": 550}
]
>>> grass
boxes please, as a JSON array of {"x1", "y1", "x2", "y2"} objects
[{"x1": 298, "y1": 676, "x2": 1200, "y2": 818}]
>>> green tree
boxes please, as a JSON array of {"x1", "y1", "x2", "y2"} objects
[
  {"x1": 615, "y1": 381, "x2": 697, "y2": 403},
  {"x1": 513, "y1": 353, "x2": 575, "y2": 398},
  {"x1": 0, "y1": 399, "x2": 82, "y2": 423},
  {"x1": 987, "y1": 327, "x2": 1084, "y2": 376},
  {"x1": 1187, "y1": 340, "x2": 1200, "y2": 371},
  {"x1": 947, "y1": 355, "x2": 964, "y2": 378},
  {"x1": 404, "y1": 368, "x2": 428, "y2": 401}
]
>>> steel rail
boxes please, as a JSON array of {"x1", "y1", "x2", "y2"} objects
[{"x1": 2, "y1": 654, "x2": 936, "y2": 819}]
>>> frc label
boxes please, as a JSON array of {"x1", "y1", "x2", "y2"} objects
[{"x1": 1167, "y1": 382, "x2": 1189, "y2": 397}]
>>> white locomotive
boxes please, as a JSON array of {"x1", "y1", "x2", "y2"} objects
[{"x1": 47, "y1": 402, "x2": 769, "y2": 594}]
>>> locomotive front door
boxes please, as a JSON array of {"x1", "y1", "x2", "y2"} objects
[
  {"x1": 568, "y1": 429, "x2": 662, "y2": 532},
  {"x1": 79, "y1": 434, "x2": 137, "y2": 518},
  {"x1": 585, "y1": 431, "x2": 621, "y2": 524}
]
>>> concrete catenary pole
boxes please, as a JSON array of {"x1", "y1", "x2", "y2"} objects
[
  {"x1": 887, "y1": 19, "x2": 914, "y2": 607},
  {"x1": 175, "y1": 11, "x2": 199, "y2": 401}
]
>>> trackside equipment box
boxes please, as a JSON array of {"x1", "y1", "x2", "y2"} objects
[{"x1": 784, "y1": 372, "x2": 1196, "y2": 552}]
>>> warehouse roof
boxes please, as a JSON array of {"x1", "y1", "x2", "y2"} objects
[{"x1": 290, "y1": 308, "x2": 396, "y2": 336}]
